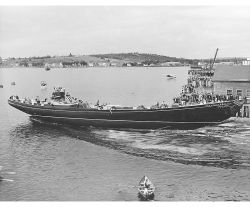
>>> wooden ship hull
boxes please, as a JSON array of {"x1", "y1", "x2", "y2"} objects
[{"x1": 8, "y1": 99, "x2": 243, "y2": 129}]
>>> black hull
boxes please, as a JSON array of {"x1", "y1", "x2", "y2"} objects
[
  {"x1": 138, "y1": 192, "x2": 155, "y2": 201},
  {"x1": 8, "y1": 100, "x2": 243, "y2": 129}
]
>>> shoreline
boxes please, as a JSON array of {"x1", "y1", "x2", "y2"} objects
[{"x1": 0, "y1": 65, "x2": 188, "y2": 69}]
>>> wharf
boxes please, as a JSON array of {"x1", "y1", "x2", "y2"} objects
[{"x1": 237, "y1": 101, "x2": 250, "y2": 118}]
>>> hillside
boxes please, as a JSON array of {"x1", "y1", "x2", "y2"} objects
[
  {"x1": 91, "y1": 53, "x2": 193, "y2": 64},
  {"x1": 1, "y1": 53, "x2": 245, "y2": 68},
  {"x1": 0, "y1": 55, "x2": 107, "y2": 68}
]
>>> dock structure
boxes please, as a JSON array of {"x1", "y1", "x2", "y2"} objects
[
  {"x1": 183, "y1": 63, "x2": 250, "y2": 118},
  {"x1": 237, "y1": 100, "x2": 250, "y2": 118},
  {"x1": 212, "y1": 65, "x2": 250, "y2": 118}
]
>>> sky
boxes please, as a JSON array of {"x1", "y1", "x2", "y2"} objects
[{"x1": 1, "y1": 6, "x2": 250, "y2": 59}]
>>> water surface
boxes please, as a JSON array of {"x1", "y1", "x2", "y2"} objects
[{"x1": 0, "y1": 67, "x2": 250, "y2": 201}]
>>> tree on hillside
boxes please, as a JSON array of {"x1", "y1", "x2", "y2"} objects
[
  {"x1": 32, "y1": 62, "x2": 45, "y2": 67},
  {"x1": 19, "y1": 61, "x2": 28, "y2": 67},
  {"x1": 61, "y1": 60, "x2": 87, "y2": 67},
  {"x1": 79, "y1": 61, "x2": 87, "y2": 66}
]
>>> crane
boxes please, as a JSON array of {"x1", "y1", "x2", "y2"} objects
[{"x1": 210, "y1": 48, "x2": 219, "y2": 70}]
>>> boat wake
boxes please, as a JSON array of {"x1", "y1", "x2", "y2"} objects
[
  {"x1": 15, "y1": 117, "x2": 250, "y2": 169},
  {"x1": 59, "y1": 119, "x2": 250, "y2": 169},
  {"x1": 0, "y1": 178, "x2": 14, "y2": 182}
]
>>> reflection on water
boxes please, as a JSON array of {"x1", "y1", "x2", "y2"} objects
[{"x1": 9, "y1": 116, "x2": 250, "y2": 170}]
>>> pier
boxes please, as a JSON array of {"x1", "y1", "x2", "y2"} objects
[{"x1": 237, "y1": 100, "x2": 250, "y2": 118}]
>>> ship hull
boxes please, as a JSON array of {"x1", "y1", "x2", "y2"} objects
[{"x1": 8, "y1": 100, "x2": 243, "y2": 129}]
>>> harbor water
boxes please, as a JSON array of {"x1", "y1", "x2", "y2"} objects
[{"x1": 0, "y1": 67, "x2": 250, "y2": 201}]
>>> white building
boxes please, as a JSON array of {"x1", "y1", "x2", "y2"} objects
[
  {"x1": 98, "y1": 62, "x2": 108, "y2": 67},
  {"x1": 88, "y1": 62, "x2": 94, "y2": 67},
  {"x1": 110, "y1": 62, "x2": 117, "y2": 66},
  {"x1": 242, "y1": 58, "x2": 250, "y2": 66},
  {"x1": 59, "y1": 62, "x2": 64, "y2": 68}
]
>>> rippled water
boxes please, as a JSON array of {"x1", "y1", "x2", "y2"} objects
[
  {"x1": 87, "y1": 119, "x2": 250, "y2": 169},
  {"x1": 1, "y1": 67, "x2": 250, "y2": 201}
]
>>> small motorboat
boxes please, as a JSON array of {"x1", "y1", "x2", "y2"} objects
[
  {"x1": 11, "y1": 82, "x2": 16, "y2": 86},
  {"x1": 0, "y1": 85, "x2": 3, "y2": 88},
  {"x1": 0, "y1": 166, "x2": 2, "y2": 181},
  {"x1": 166, "y1": 74, "x2": 176, "y2": 79},
  {"x1": 45, "y1": 65, "x2": 51, "y2": 71},
  {"x1": 40, "y1": 81, "x2": 47, "y2": 89},
  {"x1": 138, "y1": 175, "x2": 155, "y2": 200}
]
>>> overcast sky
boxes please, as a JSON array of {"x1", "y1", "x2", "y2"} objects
[{"x1": 1, "y1": 6, "x2": 250, "y2": 59}]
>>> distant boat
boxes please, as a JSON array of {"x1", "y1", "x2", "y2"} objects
[
  {"x1": 0, "y1": 166, "x2": 2, "y2": 181},
  {"x1": 45, "y1": 65, "x2": 51, "y2": 71},
  {"x1": 166, "y1": 74, "x2": 176, "y2": 79},
  {"x1": 138, "y1": 175, "x2": 155, "y2": 200},
  {"x1": 40, "y1": 81, "x2": 47, "y2": 89},
  {"x1": 11, "y1": 82, "x2": 16, "y2": 86},
  {"x1": 0, "y1": 85, "x2": 3, "y2": 88}
]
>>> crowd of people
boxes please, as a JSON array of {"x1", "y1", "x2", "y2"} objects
[
  {"x1": 187, "y1": 75, "x2": 213, "y2": 88},
  {"x1": 173, "y1": 92, "x2": 240, "y2": 106},
  {"x1": 181, "y1": 84, "x2": 195, "y2": 94},
  {"x1": 188, "y1": 69, "x2": 214, "y2": 77},
  {"x1": 9, "y1": 91, "x2": 242, "y2": 110}
]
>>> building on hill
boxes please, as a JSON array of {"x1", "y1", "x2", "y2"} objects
[
  {"x1": 98, "y1": 62, "x2": 109, "y2": 67},
  {"x1": 160, "y1": 61, "x2": 182, "y2": 67},
  {"x1": 59, "y1": 62, "x2": 63, "y2": 68},
  {"x1": 242, "y1": 58, "x2": 250, "y2": 66},
  {"x1": 214, "y1": 62, "x2": 235, "y2": 66},
  {"x1": 88, "y1": 62, "x2": 94, "y2": 67}
]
